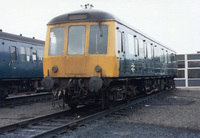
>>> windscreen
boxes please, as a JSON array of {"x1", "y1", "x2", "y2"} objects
[
  {"x1": 89, "y1": 25, "x2": 108, "y2": 54},
  {"x1": 49, "y1": 27, "x2": 65, "y2": 56},
  {"x1": 67, "y1": 26, "x2": 86, "y2": 55}
]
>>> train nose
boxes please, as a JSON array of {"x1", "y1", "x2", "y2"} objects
[{"x1": 41, "y1": 77, "x2": 54, "y2": 90}]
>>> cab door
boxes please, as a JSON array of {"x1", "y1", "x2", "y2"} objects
[
  {"x1": 9, "y1": 45, "x2": 19, "y2": 78},
  {"x1": 118, "y1": 31, "x2": 126, "y2": 76}
]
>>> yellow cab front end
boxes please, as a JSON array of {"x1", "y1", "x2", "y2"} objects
[
  {"x1": 41, "y1": 9, "x2": 121, "y2": 108},
  {"x1": 43, "y1": 21, "x2": 119, "y2": 79}
]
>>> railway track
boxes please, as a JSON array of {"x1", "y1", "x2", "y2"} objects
[
  {"x1": 0, "y1": 90, "x2": 169, "y2": 138},
  {"x1": 0, "y1": 92, "x2": 53, "y2": 108}
]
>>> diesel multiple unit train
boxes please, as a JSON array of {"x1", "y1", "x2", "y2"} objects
[
  {"x1": 0, "y1": 30, "x2": 44, "y2": 101},
  {"x1": 42, "y1": 9, "x2": 177, "y2": 109}
]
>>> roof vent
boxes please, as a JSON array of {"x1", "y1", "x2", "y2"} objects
[
  {"x1": 197, "y1": 51, "x2": 200, "y2": 54},
  {"x1": 20, "y1": 34, "x2": 22, "y2": 36},
  {"x1": 33, "y1": 37, "x2": 35, "y2": 39},
  {"x1": 0, "y1": 29, "x2": 2, "y2": 32}
]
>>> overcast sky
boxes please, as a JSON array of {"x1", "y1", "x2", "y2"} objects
[{"x1": 0, "y1": 0, "x2": 200, "y2": 54}]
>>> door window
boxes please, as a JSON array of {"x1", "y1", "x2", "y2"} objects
[
  {"x1": 20, "y1": 46, "x2": 26, "y2": 62},
  {"x1": 32, "y1": 49, "x2": 37, "y2": 62},
  {"x1": 26, "y1": 47, "x2": 31, "y2": 62},
  {"x1": 11, "y1": 46, "x2": 17, "y2": 61}
]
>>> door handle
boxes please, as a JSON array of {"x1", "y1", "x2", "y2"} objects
[{"x1": 8, "y1": 61, "x2": 12, "y2": 66}]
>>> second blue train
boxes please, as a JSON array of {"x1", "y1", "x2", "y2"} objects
[{"x1": 0, "y1": 30, "x2": 44, "y2": 101}]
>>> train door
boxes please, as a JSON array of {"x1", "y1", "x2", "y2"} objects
[
  {"x1": 0, "y1": 39, "x2": 9, "y2": 78},
  {"x1": 19, "y1": 46, "x2": 27, "y2": 78},
  {"x1": 31, "y1": 49, "x2": 38, "y2": 77},
  {"x1": 9, "y1": 45, "x2": 19, "y2": 78},
  {"x1": 118, "y1": 31, "x2": 126, "y2": 75}
]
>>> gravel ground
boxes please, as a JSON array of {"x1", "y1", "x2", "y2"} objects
[
  {"x1": 1, "y1": 88, "x2": 200, "y2": 137},
  {"x1": 62, "y1": 88, "x2": 200, "y2": 138},
  {"x1": 0, "y1": 100, "x2": 66, "y2": 127}
]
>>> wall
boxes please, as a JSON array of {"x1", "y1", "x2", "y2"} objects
[{"x1": 175, "y1": 54, "x2": 200, "y2": 88}]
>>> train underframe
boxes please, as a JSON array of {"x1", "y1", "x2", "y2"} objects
[
  {"x1": 50, "y1": 76, "x2": 175, "y2": 109},
  {"x1": 0, "y1": 79, "x2": 43, "y2": 102}
]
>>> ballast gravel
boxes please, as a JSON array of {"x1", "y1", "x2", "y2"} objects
[
  {"x1": 0, "y1": 88, "x2": 200, "y2": 138},
  {"x1": 63, "y1": 88, "x2": 200, "y2": 138},
  {"x1": 0, "y1": 100, "x2": 65, "y2": 127}
]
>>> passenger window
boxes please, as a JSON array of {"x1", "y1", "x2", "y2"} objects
[
  {"x1": 154, "y1": 45, "x2": 159, "y2": 60},
  {"x1": 147, "y1": 43, "x2": 152, "y2": 59},
  {"x1": 26, "y1": 47, "x2": 31, "y2": 62},
  {"x1": 11, "y1": 46, "x2": 17, "y2": 61},
  {"x1": 160, "y1": 48, "x2": 165, "y2": 62},
  {"x1": 152, "y1": 45, "x2": 154, "y2": 58},
  {"x1": 165, "y1": 50, "x2": 168, "y2": 63},
  {"x1": 49, "y1": 27, "x2": 65, "y2": 56},
  {"x1": 32, "y1": 49, "x2": 37, "y2": 62},
  {"x1": 118, "y1": 32, "x2": 122, "y2": 53},
  {"x1": 168, "y1": 52, "x2": 172, "y2": 63},
  {"x1": 38, "y1": 50, "x2": 44, "y2": 62},
  {"x1": 89, "y1": 25, "x2": 108, "y2": 54},
  {"x1": 143, "y1": 42, "x2": 147, "y2": 58},
  {"x1": 20, "y1": 46, "x2": 26, "y2": 62},
  {"x1": 134, "y1": 37, "x2": 139, "y2": 56},
  {"x1": 138, "y1": 39, "x2": 144, "y2": 59},
  {"x1": 171, "y1": 53, "x2": 176, "y2": 63},
  {"x1": 128, "y1": 34, "x2": 134, "y2": 55},
  {"x1": 68, "y1": 26, "x2": 86, "y2": 55}
]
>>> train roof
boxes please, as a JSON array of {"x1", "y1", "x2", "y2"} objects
[
  {"x1": 0, "y1": 31, "x2": 45, "y2": 46},
  {"x1": 48, "y1": 9, "x2": 175, "y2": 53},
  {"x1": 48, "y1": 9, "x2": 120, "y2": 25}
]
